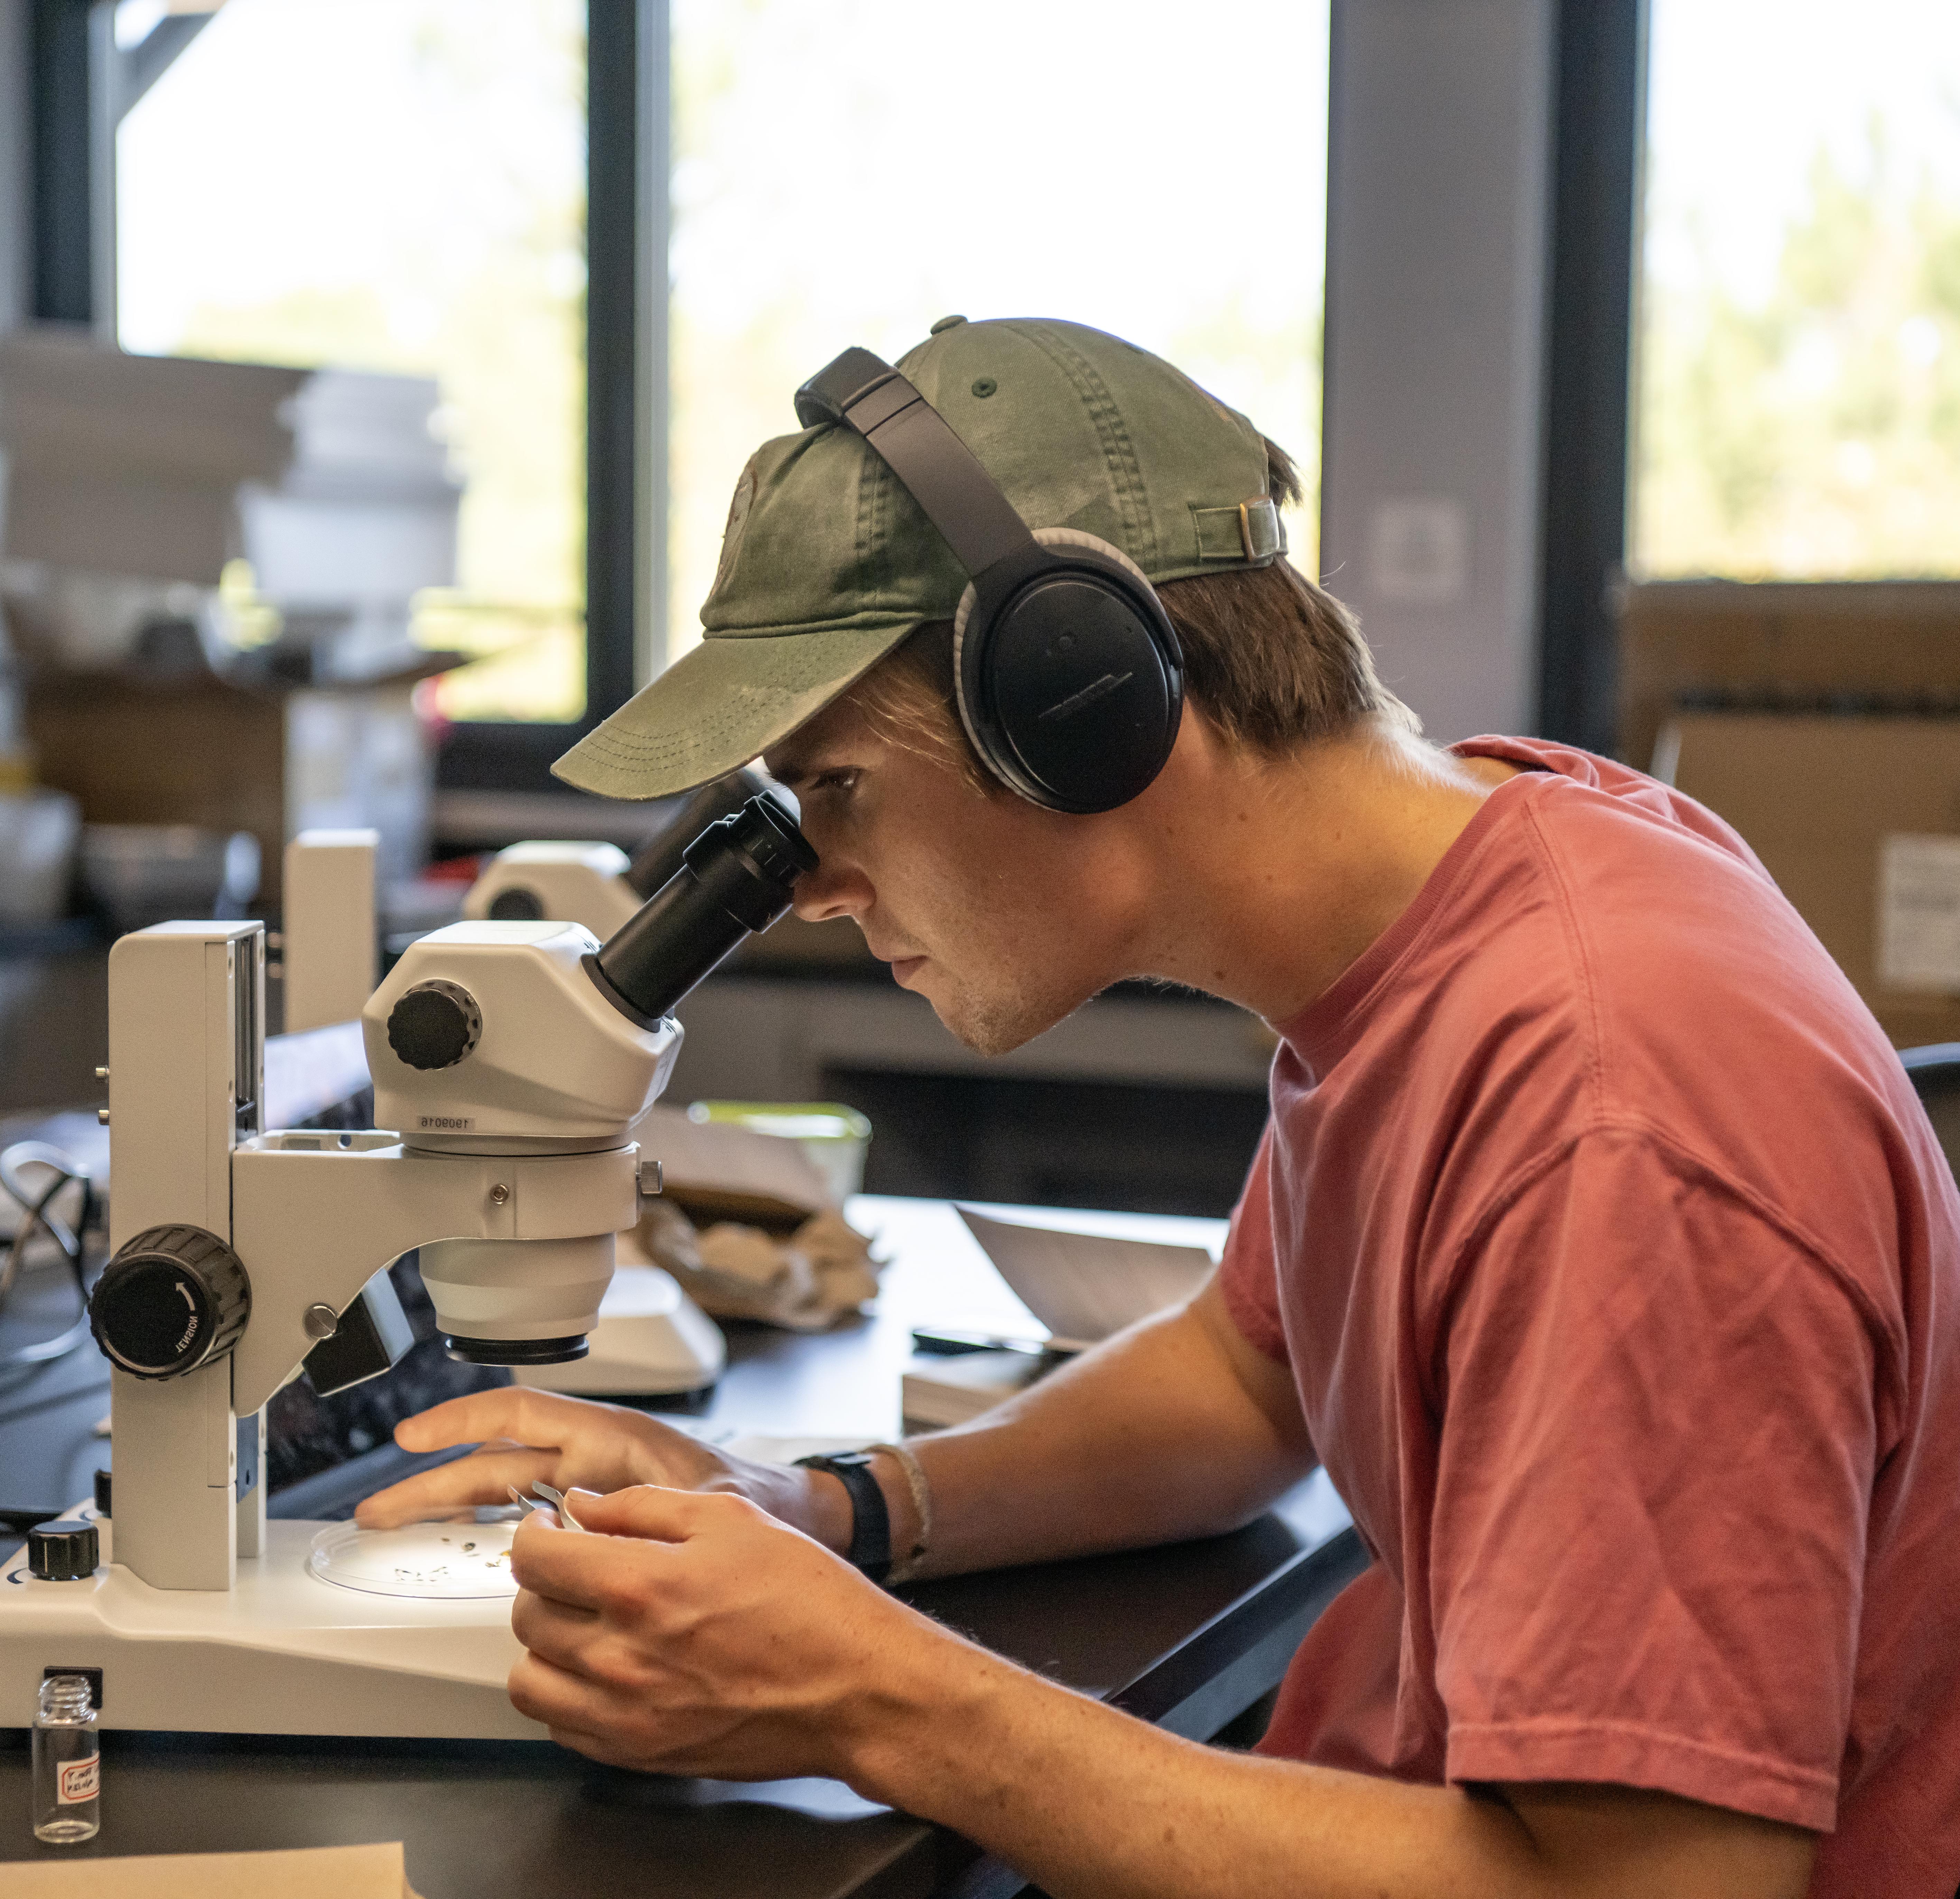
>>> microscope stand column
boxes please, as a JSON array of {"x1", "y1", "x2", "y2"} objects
[{"x1": 100, "y1": 922, "x2": 266, "y2": 1595}]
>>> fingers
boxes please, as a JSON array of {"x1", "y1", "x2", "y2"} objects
[
  {"x1": 572, "y1": 1483, "x2": 749, "y2": 1544},
  {"x1": 510, "y1": 1585, "x2": 600, "y2": 1673},
  {"x1": 508, "y1": 1647, "x2": 616, "y2": 1735},
  {"x1": 507, "y1": 1505, "x2": 676, "y2": 1612},
  {"x1": 355, "y1": 1446, "x2": 554, "y2": 1528},
  {"x1": 544, "y1": 1724, "x2": 650, "y2": 1773},
  {"x1": 508, "y1": 1653, "x2": 688, "y2": 1775},
  {"x1": 393, "y1": 1385, "x2": 607, "y2": 1455}
]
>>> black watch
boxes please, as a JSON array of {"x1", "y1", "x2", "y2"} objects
[{"x1": 795, "y1": 1451, "x2": 891, "y2": 1582}]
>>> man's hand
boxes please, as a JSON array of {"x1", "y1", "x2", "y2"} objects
[
  {"x1": 501, "y1": 1483, "x2": 1813, "y2": 1899},
  {"x1": 504, "y1": 1484, "x2": 957, "y2": 1782},
  {"x1": 352, "y1": 1389, "x2": 843, "y2": 1549}
]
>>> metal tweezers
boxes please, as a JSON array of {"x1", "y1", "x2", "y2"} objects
[{"x1": 508, "y1": 1481, "x2": 589, "y2": 1532}]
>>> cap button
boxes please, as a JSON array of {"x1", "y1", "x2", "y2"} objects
[{"x1": 928, "y1": 314, "x2": 968, "y2": 335}]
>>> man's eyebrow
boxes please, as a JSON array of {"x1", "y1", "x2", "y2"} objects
[{"x1": 763, "y1": 752, "x2": 812, "y2": 790}]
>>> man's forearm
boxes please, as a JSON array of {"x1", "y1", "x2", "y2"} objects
[
  {"x1": 839, "y1": 1640, "x2": 1815, "y2": 1899},
  {"x1": 851, "y1": 1651, "x2": 1526, "y2": 1899},
  {"x1": 867, "y1": 1279, "x2": 1315, "y2": 1579}
]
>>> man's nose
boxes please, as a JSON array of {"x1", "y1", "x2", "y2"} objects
[{"x1": 792, "y1": 856, "x2": 872, "y2": 924}]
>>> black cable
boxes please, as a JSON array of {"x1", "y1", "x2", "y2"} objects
[{"x1": 0, "y1": 1141, "x2": 98, "y2": 1368}]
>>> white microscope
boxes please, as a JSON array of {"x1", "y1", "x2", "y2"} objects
[
  {"x1": 462, "y1": 766, "x2": 780, "y2": 940},
  {"x1": 457, "y1": 768, "x2": 787, "y2": 1400},
  {"x1": 0, "y1": 795, "x2": 815, "y2": 1740}
]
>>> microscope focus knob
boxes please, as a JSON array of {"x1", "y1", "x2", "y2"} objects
[
  {"x1": 89, "y1": 1224, "x2": 251, "y2": 1380},
  {"x1": 386, "y1": 979, "x2": 483, "y2": 1070}
]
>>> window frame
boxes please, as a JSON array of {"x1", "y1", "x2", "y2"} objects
[
  {"x1": 28, "y1": 0, "x2": 1658, "y2": 775},
  {"x1": 1534, "y1": 0, "x2": 1647, "y2": 756},
  {"x1": 27, "y1": 0, "x2": 664, "y2": 796}
]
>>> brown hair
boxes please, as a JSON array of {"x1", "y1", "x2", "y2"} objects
[{"x1": 849, "y1": 437, "x2": 1416, "y2": 789}]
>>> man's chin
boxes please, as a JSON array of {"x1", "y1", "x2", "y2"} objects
[{"x1": 918, "y1": 974, "x2": 1084, "y2": 1059}]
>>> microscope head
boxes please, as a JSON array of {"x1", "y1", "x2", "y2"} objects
[
  {"x1": 362, "y1": 796, "x2": 817, "y2": 1365},
  {"x1": 365, "y1": 920, "x2": 681, "y2": 1153}
]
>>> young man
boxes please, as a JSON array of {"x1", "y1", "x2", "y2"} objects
[{"x1": 362, "y1": 318, "x2": 1960, "y2": 1896}]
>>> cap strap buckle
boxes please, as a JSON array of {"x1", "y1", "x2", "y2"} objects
[{"x1": 1191, "y1": 496, "x2": 1286, "y2": 564}]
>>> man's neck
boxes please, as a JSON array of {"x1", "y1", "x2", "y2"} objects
[{"x1": 1123, "y1": 721, "x2": 1522, "y2": 1025}]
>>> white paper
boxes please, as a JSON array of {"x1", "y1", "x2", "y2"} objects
[
  {"x1": 954, "y1": 1206, "x2": 1215, "y2": 1349},
  {"x1": 1878, "y1": 833, "x2": 1960, "y2": 992}
]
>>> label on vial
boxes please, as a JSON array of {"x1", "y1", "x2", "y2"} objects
[{"x1": 57, "y1": 1755, "x2": 98, "y2": 1804}]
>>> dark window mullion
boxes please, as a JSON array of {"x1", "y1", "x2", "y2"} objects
[
  {"x1": 1536, "y1": 0, "x2": 1647, "y2": 757},
  {"x1": 28, "y1": 0, "x2": 97, "y2": 324},
  {"x1": 583, "y1": 0, "x2": 652, "y2": 729}
]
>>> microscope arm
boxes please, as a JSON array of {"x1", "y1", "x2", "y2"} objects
[{"x1": 228, "y1": 1138, "x2": 641, "y2": 1415}]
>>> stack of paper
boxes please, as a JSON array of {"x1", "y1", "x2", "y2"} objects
[
  {"x1": 953, "y1": 1206, "x2": 1217, "y2": 1350},
  {"x1": 901, "y1": 1208, "x2": 1217, "y2": 1430}
]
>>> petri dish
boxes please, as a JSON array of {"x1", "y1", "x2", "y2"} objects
[{"x1": 307, "y1": 1508, "x2": 524, "y2": 1600}]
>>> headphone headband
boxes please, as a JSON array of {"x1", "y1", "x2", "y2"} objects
[
  {"x1": 795, "y1": 350, "x2": 1037, "y2": 577},
  {"x1": 795, "y1": 344, "x2": 1186, "y2": 814}
]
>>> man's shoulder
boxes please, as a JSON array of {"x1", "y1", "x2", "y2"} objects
[{"x1": 1323, "y1": 758, "x2": 1935, "y2": 1293}]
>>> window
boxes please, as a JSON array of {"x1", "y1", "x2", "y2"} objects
[
  {"x1": 1634, "y1": 0, "x2": 1960, "y2": 578},
  {"x1": 114, "y1": 0, "x2": 588, "y2": 723},
  {"x1": 90, "y1": 1, "x2": 1329, "y2": 730},
  {"x1": 666, "y1": 0, "x2": 1331, "y2": 660}
]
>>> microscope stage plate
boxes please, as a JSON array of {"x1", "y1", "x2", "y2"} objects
[{"x1": 308, "y1": 1513, "x2": 522, "y2": 1601}]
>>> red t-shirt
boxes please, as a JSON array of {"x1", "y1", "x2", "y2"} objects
[{"x1": 1219, "y1": 737, "x2": 1960, "y2": 1892}]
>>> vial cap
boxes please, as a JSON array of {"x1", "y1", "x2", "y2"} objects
[{"x1": 28, "y1": 1519, "x2": 99, "y2": 1582}]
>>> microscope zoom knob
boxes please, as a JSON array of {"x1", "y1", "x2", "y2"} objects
[
  {"x1": 88, "y1": 1224, "x2": 251, "y2": 1380},
  {"x1": 386, "y1": 979, "x2": 483, "y2": 1070}
]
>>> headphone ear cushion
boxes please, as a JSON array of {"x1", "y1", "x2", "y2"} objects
[{"x1": 1023, "y1": 527, "x2": 1154, "y2": 588}]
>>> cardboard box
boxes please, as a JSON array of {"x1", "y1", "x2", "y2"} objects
[
  {"x1": 24, "y1": 668, "x2": 439, "y2": 905},
  {"x1": 1661, "y1": 710, "x2": 1960, "y2": 1048},
  {"x1": 1618, "y1": 578, "x2": 1960, "y2": 775}
]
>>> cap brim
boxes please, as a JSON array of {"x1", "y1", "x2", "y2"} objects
[{"x1": 552, "y1": 622, "x2": 919, "y2": 800}]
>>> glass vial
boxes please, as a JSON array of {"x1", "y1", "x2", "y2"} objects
[{"x1": 32, "y1": 1674, "x2": 100, "y2": 1844}]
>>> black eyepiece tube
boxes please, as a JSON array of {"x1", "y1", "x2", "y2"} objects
[
  {"x1": 621, "y1": 766, "x2": 785, "y2": 901},
  {"x1": 587, "y1": 795, "x2": 818, "y2": 1028}
]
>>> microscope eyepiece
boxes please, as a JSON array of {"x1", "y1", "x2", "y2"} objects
[
  {"x1": 621, "y1": 766, "x2": 784, "y2": 901},
  {"x1": 587, "y1": 795, "x2": 818, "y2": 1028}
]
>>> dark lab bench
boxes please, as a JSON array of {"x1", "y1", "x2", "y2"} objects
[{"x1": 0, "y1": 1167, "x2": 1364, "y2": 1898}]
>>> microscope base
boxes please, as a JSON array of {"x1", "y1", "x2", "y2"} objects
[{"x1": 0, "y1": 1521, "x2": 538, "y2": 1739}]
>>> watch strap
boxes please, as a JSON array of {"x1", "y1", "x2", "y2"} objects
[{"x1": 795, "y1": 1451, "x2": 891, "y2": 1583}]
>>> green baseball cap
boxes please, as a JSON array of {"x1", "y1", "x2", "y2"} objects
[{"x1": 553, "y1": 315, "x2": 1286, "y2": 800}]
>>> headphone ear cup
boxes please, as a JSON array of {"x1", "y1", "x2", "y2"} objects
[{"x1": 955, "y1": 529, "x2": 1183, "y2": 814}]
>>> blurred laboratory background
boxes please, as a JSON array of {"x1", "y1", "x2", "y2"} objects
[{"x1": 3, "y1": 0, "x2": 1960, "y2": 1212}]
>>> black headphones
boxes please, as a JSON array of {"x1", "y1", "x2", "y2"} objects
[{"x1": 795, "y1": 347, "x2": 1184, "y2": 815}]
